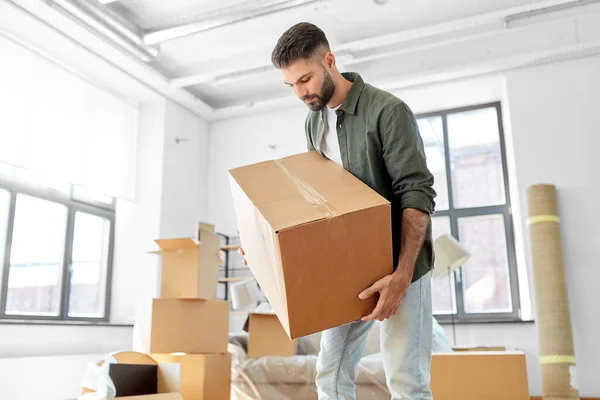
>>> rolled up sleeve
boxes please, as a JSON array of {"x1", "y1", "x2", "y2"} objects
[{"x1": 381, "y1": 103, "x2": 436, "y2": 214}]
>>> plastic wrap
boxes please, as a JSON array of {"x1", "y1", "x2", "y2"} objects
[
  {"x1": 229, "y1": 330, "x2": 389, "y2": 400},
  {"x1": 229, "y1": 318, "x2": 453, "y2": 400}
]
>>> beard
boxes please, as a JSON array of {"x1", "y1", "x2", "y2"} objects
[{"x1": 302, "y1": 70, "x2": 335, "y2": 111}]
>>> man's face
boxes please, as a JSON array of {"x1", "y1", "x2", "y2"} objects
[{"x1": 282, "y1": 59, "x2": 335, "y2": 111}]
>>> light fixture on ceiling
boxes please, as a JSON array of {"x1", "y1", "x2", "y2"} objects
[{"x1": 373, "y1": 0, "x2": 390, "y2": 4}]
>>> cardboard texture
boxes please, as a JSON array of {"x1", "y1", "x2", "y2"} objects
[
  {"x1": 430, "y1": 351, "x2": 529, "y2": 399},
  {"x1": 152, "y1": 236, "x2": 220, "y2": 300},
  {"x1": 151, "y1": 353, "x2": 231, "y2": 400},
  {"x1": 133, "y1": 299, "x2": 228, "y2": 354},
  {"x1": 229, "y1": 151, "x2": 393, "y2": 339},
  {"x1": 117, "y1": 394, "x2": 183, "y2": 400},
  {"x1": 244, "y1": 313, "x2": 296, "y2": 358},
  {"x1": 453, "y1": 346, "x2": 506, "y2": 352}
]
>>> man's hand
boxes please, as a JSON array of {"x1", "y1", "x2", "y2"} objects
[{"x1": 359, "y1": 267, "x2": 412, "y2": 321}]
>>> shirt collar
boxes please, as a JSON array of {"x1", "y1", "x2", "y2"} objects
[{"x1": 338, "y1": 72, "x2": 365, "y2": 115}]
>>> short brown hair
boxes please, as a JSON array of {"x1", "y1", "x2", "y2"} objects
[{"x1": 271, "y1": 22, "x2": 330, "y2": 69}]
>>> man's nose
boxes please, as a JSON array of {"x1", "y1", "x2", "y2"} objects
[{"x1": 296, "y1": 86, "x2": 308, "y2": 99}]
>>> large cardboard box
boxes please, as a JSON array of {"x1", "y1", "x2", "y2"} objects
[
  {"x1": 243, "y1": 313, "x2": 296, "y2": 358},
  {"x1": 430, "y1": 351, "x2": 529, "y2": 399},
  {"x1": 229, "y1": 151, "x2": 393, "y2": 339},
  {"x1": 133, "y1": 299, "x2": 228, "y2": 354},
  {"x1": 151, "y1": 353, "x2": 231, "y2": 400},
  {"x1": 152, "y1": 235, "x2": 220, "y2": 300}
]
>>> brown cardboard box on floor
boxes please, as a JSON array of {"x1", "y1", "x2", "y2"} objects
[
  {"x1": 133, "y1": 298, "x2": 228, "y2": 354},
  {"x1": 151, "y1": 235, "x2": 220, "y2": 300},
  {"x1": 430, "y1": 351, "x2": 529, "y2": 399},
  {"x1": 81, "y1": 351, "x2": 182, "y2": 399},
  {"x1": 243, "y1": 312, "x2": 296, "y2": 358},
  {"x1": 229, "y1": 151, "x2": 393, "y2": 339},
  {"x1": 151, "y1": 353, "x2": 231, "y2": 400}
]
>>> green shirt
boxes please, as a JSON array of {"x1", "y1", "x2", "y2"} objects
[{"x1": 305, "y1": 72, "x2": 437, "y2": 283}]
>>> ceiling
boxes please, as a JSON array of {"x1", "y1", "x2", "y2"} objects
[
  {"x1": 101, "y1": 0, "x2": 548, "y2": 108},
  {"x1": 4, "y1": 0, "x2": 600, "y2": 119}
]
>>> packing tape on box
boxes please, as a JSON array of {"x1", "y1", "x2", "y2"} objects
[
  {"x1": 527, "y1": 215, "x2": 560, "y2": 225},
  {"x1": 274, "y1": 159, "x2": 337, "y2": 217},
  {"x1": 539, "y1": 355, "x2": 576, "y2": 365}
]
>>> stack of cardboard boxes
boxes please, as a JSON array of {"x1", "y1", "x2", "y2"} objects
[{"x1": 131, "y1": 223, "x2": 232, "y2": 400}]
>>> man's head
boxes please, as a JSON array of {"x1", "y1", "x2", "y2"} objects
[{"x1": 271, "y1": 22, "x2": 337, "y2": 111}]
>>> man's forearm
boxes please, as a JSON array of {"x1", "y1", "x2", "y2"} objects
[{"x1": 394, "y1": 208, "x2": 430, "y2": 279}]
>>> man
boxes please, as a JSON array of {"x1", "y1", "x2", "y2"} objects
[{"x1": 242, "y1": 22, "x2": 436, "y2": 400}]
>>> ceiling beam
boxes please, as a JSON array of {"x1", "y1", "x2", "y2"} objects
[
  {"x1": 4, "y1": 0, "x2": 215, "y2": 119},
  {"x1": 210, "y1": 11, "x2": 600, "y2": 120},
  {"x1": 172, "y1": 0, "x2": 600, "y2": 90}
]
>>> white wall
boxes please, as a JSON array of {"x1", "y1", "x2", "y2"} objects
[
  {"x1": 111, "y1": 99, "x2": 210, "y2": 326},
  {"x1": 207, "y1": 106, "x2": 308, "y2": 235},
  {"x1": 159, "y1": 100, "x2": 210, "y2": 238},
  {"x1": 111, "y1": 99, "x2": 166, "y2": 325},
  {"x1": 503, "y1": 55, "x2": 600, "y2": 397},
  {"x1": 207, "y1": 65, "x2": 600, "y2": 396}
]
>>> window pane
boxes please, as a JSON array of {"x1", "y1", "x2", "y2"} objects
[
  {"x1": 458, "y1": 214, "x2": 512, "y2": 313},
  {"x1": 69, "y1": 212, "x2": 111, "y2": 317},
  {"x1": 6, "y1": 195, "x2": 67, "y2": 315},
  {"x1": 0, "y1": 190, "x2": 10, "y2": 298},
  {"x1": 418, "y1": 116, "x2": 448, "y2": 210},
  {"x1": 431, "y1": 216, "x2": 455, "y2": 314},
  {"x1": 447, "y1": 107, "x2": 506, "y2": 208}
]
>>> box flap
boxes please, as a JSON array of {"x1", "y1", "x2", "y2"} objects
[
  {"x1": 246, "y1": 313, "x2": 296, "y2": 358},
  {"x1": 153, "y1": 238, "x2": 199, "y2": 252},
  {"x1": 157, "y1": 363, "x2": 181, "y2": 394},
  {"x1": 229, "y1": 151, "x2": 389, "y2": 232},
  {"x1": 198, "y1": 222, "x2": 215, "y2": 234}
]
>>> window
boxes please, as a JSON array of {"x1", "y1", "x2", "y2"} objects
[
  {"x1": 0, "y1": 35, "x2": 138, "y2": 200},
  {"x1": 0, "y1": 167, "x2": 114, "y2": 322},
  {"x1": 418, "y1": 103, "x2": 521, "y2": 322}
]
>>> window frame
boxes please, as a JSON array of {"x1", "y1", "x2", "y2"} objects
[
  {"x1": 0, "y1": 172, "x2": 115, "y2": 323},
  {"x1": 418, "y1": 102, "x2": 522, "y2": 323}
]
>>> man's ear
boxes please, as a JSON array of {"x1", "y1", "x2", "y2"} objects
[{"x1": 324, "y1": 51, "x2": 335, "y2": 70}]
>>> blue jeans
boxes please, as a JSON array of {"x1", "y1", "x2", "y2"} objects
[{"x1": 315, "y1": 271, "x2": 433, "y2": 400}]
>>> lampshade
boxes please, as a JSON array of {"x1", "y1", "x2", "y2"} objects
[
  {"x1": 230, "y1": 279, "x2": 262, "y2": 309},
  {"x1": 433, "y1": 234, "x2": 471, "y2": 278}
]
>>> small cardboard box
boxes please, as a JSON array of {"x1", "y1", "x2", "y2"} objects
[
  {"x1": 151, "y1": 353, "x2": 231, "y2": 400},
  {"x1": 81, "y1": 351, "x2": 182, "y2": 400},
  {"x1": 243, "y1": 313, "x2": 296, "y2": 358},
  {"x1": 430, "y1": 351, "x2": 529, "y2": 399},
  {"x1": 229, "y1": 151, "x2": 393, "y2": 339},
  {"x1": 152, "y1": 235, "x2": 220, "y2": 300},
  {"x1": 133, "y1": 299, "x2": 228, "y2": 354}
]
